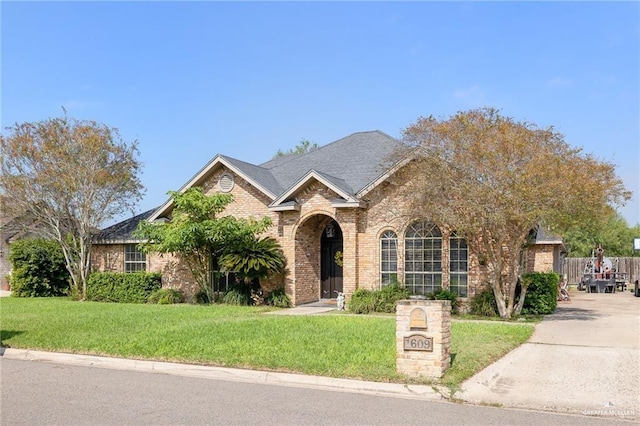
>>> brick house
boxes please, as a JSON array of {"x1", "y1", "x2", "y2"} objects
[{"x1": 93, "y1": 130, "x2": 564, "y2": 306}]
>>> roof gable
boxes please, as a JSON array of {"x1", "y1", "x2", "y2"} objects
[
  {"x1": 270, "y1": 170, "x2": 357, "y2": 209},
  {"x1": 148, "y1": 155, "x2": 280, "y2": 221}
]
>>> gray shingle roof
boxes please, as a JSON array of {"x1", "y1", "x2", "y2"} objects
[
  {"x1": 215, "y1": 130, "x2": 401, "y2": 201},
  {"x1": 263, "y1": 130, "x2": 401, "y2": 197},
  {"x1": 95, "y1": 209, "x2": 156, "y2": 242}
]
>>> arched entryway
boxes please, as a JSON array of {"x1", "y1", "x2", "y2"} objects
[
  {"x1": 321, "y1": 220, "x2": 343, "y2": 299},
  {"x1": 292, "y1": 214, "x2": 343, "y2": 305}
]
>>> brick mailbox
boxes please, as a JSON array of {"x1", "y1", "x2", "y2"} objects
[{"x1": 396, "y1": 298, "x2": 451, "y2": 378}]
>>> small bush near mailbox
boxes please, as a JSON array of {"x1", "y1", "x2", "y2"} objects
[
  {"x1": 427, "y1": 288, "x2": 459, "y2": 314},
  {"x1": 521, "y1": 272, "x2": 558, "y2": 315},
  {"x1": 349, "y1": 283, "x2": 410, "y2": 314},
  {"x1": 86, "y1": 272, "x2": 162, "y2": 303}
]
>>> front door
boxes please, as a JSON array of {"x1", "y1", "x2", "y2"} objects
[{"x1": 321, "y1": 220, "x2": 343, "y2": 298}]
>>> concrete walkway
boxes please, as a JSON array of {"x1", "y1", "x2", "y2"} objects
[
  {"x1": 456, "y1": 289, "x2": 640, "y2": 421},
  {"x1": 265, "y1": 300, "x2": 338, "y2": 315}
]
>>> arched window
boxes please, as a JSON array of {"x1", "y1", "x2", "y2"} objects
[
  {"x1": 380, "y1": 230, "x2": 398, "y2": 286},
  {"x1": 449, "y1": 232, "x2": 468, "y2": 297},
  {"x1": 404, "y1": 221, "x2": 442, "y2": 295}
]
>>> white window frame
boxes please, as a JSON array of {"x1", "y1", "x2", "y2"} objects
[
  {"x1": 449, "y1": 232, "x2": 469, "y2": 297},
  {"x1": 404, "y1": 221, "x2": 442, "y2": 295},
  {"x1": 380, "y1": 230, "x2": 398, "y2": 287},
  {"x1": 124, "y1": 244, "x2": 146, "y2": 273}
]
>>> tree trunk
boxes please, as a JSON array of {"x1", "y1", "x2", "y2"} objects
[{"x1": 491, "y1": 270, "x2": 511, "y2": 319}]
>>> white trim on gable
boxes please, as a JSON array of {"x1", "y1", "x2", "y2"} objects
[
  {"x1": 269, "y1": 169, "x2": 360, "y2": 209},
  {"x1": 331, "y1": 199, "x2": 368, "y2": 209},
  {"x1": 148, "y1": 155, "x2": 278, "y2": 222},
  {"x1": 269, "y1": 201, "x2": 301, "y2": 212}
]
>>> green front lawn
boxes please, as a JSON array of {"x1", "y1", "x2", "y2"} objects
[{"x1": 0, "y1": 298, "x2": 533, "y2": 389}]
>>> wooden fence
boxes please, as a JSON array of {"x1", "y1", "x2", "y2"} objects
[{"x1": 562, "y1": 257, "x2": 640, "y2": 287}]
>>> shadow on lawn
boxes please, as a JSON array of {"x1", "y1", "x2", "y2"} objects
[{"x1": 0, "y1": 330, "x2": 25, "y2": 348}]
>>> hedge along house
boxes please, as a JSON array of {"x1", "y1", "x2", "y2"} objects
[{"x1": 92, "y1": 130, "x2": 564, "y2": 306}]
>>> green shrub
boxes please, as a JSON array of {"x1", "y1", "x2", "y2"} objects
[
  {"x1": 521, "y1": 272, "x2": 558, "y2": 315},
  {"x1": 469, "y1": 287, "x2": 499, "y2": 317},
  {"x1": 194, "y1": 290, "x2": 210, "y2": 304},
  {"x1": 348, "y1": 289, "x2": 377, "y2": 314},
  {"x1": 349, "y1": 283, "x2": 410, "y2": 314},
  {"x1": 86, "y1": 272, "x2": 162, "y2": 303},
  {"x1": 9, "y1": 239, "x2": 70, "y2": 297},
  {"x1": 147, "y1": 288, "x2": 185, "y2": 304},
  {"x1": 222, "y1": 285, "x2": 251, "y2": 306},
  {"x1": 427, "y1": 288, "x2": 459, "y2": 314},
  {"x1": 265, "y1": 288, "x2": 291, "y2": 308},
  {"x1": 375, "y1": 283, "x2": 411, "y2": 313}
]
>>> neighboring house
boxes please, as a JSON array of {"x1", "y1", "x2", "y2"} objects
[
  {"x1": 92, "y1": 130, "x2": 565, "y2": 306},
  {"x1": 0, "y1": 218, "x2": 20, "y2": 282},
  {"x1": 0, "y1": 212, "x2": 47, "y2": 283},
  {"x1": 525, "y1": 226, "x2": 567, "y2": 277}
]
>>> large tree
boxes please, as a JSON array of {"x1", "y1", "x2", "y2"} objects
[
  {"x1": 134, "y1": 187, "x2": 276, "y2": 302},
  {"x1": 563, "y1": 208, "x2": 640, "y2": 257},
  {"x1": 397, "y1": 107, "x2": 631, "y2": 318},
  {"x1": 0, "y1": 113, "x2": 144, "y2": 298}
]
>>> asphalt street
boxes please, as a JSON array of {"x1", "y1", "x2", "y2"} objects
[{"x1": 1, "y1": 357, "x2": 633, "y2": 426}]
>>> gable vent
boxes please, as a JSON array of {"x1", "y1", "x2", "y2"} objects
[{"x1": 218, "y1": 174, "x2": 235, "y2": 192}]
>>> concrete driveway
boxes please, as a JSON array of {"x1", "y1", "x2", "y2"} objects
[{"x1": 456, "y1": 289, "x2": 640, "y2": 421}]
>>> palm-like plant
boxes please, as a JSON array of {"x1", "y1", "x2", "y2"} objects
[{"x1": 218, "y1": 236, "x2": 286, "y2": 284}]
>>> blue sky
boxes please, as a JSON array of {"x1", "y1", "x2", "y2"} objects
[{"x1": 2, "y1": 1, "x2": 639, "y2": 227}]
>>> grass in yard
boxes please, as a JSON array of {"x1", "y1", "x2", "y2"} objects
[{"x1": 0, "y1": 298, "x2": 533, "y2": 389}]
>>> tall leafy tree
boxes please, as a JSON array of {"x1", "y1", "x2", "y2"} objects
[
  {"x1": 0, "y1": 112, "x2": 144, "y2": 298},
  {"x1": 134, "y1": 187, "x2": 274, "y2": 302},
  {"x1": 563, "y1": 209, "x2": 640, "y2": 257},
  {"x1": 396, "y1": 107, "x2": 631, "y2": 318},
  {"x1": 274, "y1": 139, "x2": 319, "y2": 158}
]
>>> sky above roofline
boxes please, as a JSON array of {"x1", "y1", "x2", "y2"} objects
[{"x1": 2, "y1": 1, "x2": 638, "y2": 227}]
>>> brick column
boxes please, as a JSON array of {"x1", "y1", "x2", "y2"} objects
[
  {"x1": 338, "y1": 210, "x2": 358, "y2": 298},
  {"x1": 396, "y1": 299, "x2": 451, "y2": 378}
]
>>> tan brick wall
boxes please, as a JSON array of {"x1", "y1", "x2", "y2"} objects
[
  {"x1": 92, "y1": 244, "x2": 126, "y2": 273},
  {"x1": 526, "y1": 244, "x2": 556, "y2": 273}
]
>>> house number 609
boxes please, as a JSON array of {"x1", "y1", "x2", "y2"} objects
[{"x1": 403, "y1": 335, "x2": 433, "y2": 352}]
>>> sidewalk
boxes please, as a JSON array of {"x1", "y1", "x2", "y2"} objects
[{"x1": 455, "y1": 290, "x2": 640, "y2": 421}]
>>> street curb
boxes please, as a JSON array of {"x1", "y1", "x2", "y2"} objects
[{"x1": 1, "y1": 348, "x2": 443, "y2": 401}]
